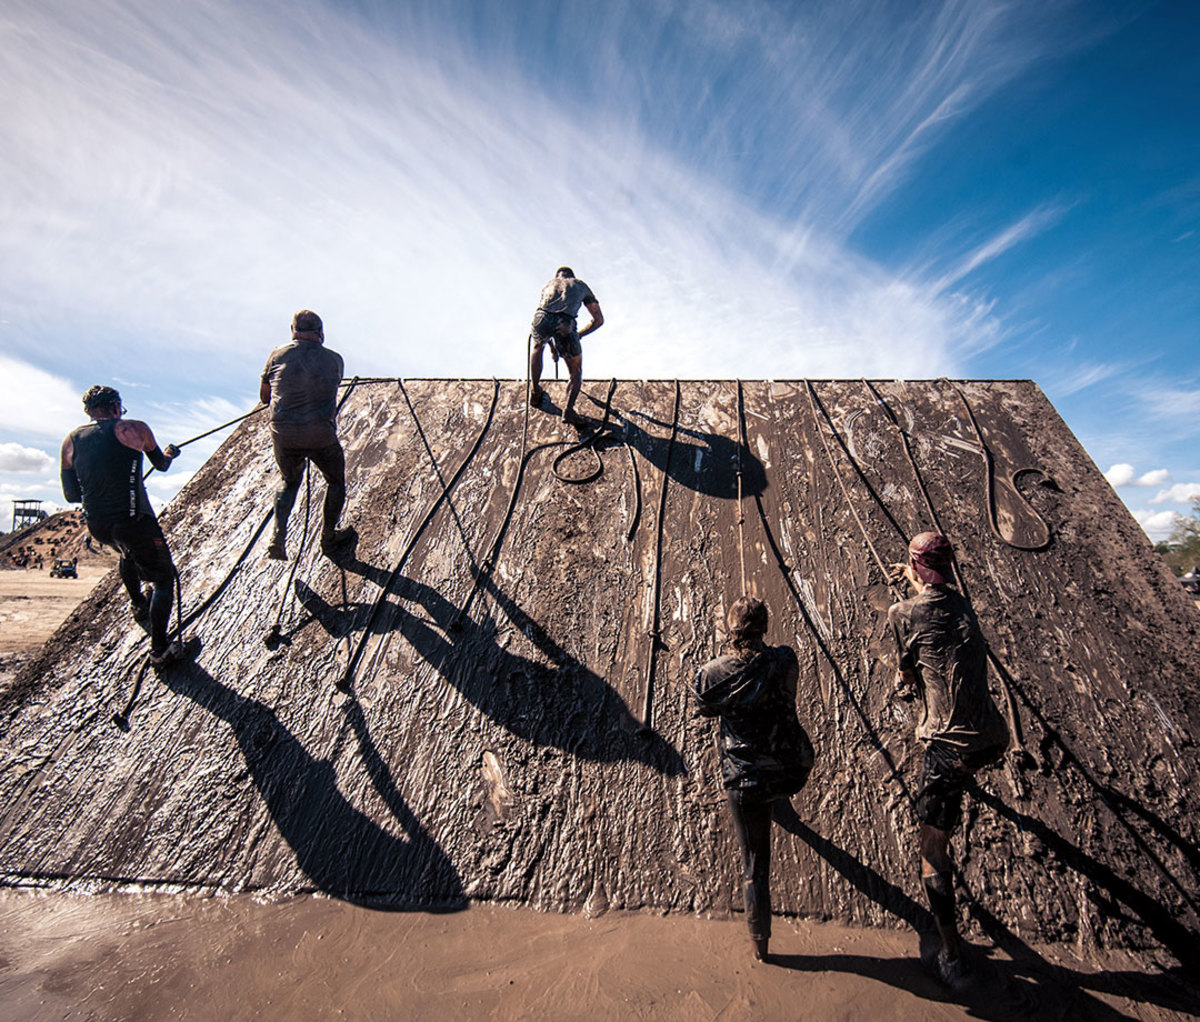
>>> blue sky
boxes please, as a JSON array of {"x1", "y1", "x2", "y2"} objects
[{"x1": 1, "y1": 0, "x2": 1196, "y2": 540}]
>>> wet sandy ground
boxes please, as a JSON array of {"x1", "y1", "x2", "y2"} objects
[{"x1": 1, "y1": 889, "x2": 1195, "y2": 1021}]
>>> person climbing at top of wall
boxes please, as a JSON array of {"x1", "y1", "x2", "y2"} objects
[
  {"x1": 694, "y1": 596, "x2": 815, "y2": 963},
  {"x1": 528, "y1": 266, "x2": 603, "y2": 428},
  {"x1": 259, "y1": 309, "x2": 354, "y2": 562},
  {"x1": 60, "y1": 385, "x2": 184, "y2": 670},
  {"x1": 886, "y1": 531, "x2": 1010, "y2": 992}
]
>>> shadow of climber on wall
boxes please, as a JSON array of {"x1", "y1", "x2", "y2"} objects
[
  {"x1": 312, "y1": 558, "x2": 685, "y2": 775},
  {"x1": 608, "y1": 406, "x2": 767, "y2": 500},
  {"x1": 159, "y1": 657, "x2": 464, "y2": 907}
]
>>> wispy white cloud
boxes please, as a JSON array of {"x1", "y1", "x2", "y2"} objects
[
  {"x1": 0, "y1": 0, "x2": 1086, "y2": 398},
  {"x1": 1044, "y1": 360, "x2": 1126, "y2": 398},
  {"x1": 1134, "y1": 383, "x2": 1200, "y2": 420},
  {"x1": 1105, "y1": 463, "x2": 1135, "y2": 487},
  {"x1": 0, "y1": 442, "x2": 53, "y2": 474},
  {"x1": 1132, "y1": 508, "x2": 1181, "y2": 542},
  {"x1": 931, "y1": 203, "x2": 1071, "y2": 294},
  {"x1": 1149, "y1": 483, "x2": 1200, "y2": 506}
]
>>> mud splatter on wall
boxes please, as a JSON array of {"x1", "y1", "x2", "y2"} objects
[{"x1": 2, "y1": 379, "x2": 1197, "y2": 966}]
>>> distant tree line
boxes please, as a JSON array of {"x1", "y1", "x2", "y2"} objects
[{"x1": 1155, "y1": 496, "x2": 1200, "y2": 575}]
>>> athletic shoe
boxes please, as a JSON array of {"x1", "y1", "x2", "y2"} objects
[
  {"x1": 752, "y1": 938, "x2": 770, "y2": 962},
  {"x1": 266, "y1": 540, "x2": 287, "y2": 561},
  {"x1": 930, "y1": 948, "x2": 973, "y2": 992},
  {"x1": 130, "y1": 596, "x2": 151, "y2": 623},
  {"x1": 149, "y1": 640, "x2": 184, "y2": 672},
  {"x1": 529, "y1": 384, "x2": 544, "y2": 407},
  {"x1": 321, "y1": 527, "x2": 356, "y2": 557}
]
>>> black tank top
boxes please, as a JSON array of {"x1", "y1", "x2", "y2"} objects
[{"x1": 70, "y1": 420, "x2": 153, "y2": 525}]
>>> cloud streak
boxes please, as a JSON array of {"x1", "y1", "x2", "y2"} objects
[
  {"x1": 0, "y1": 442, "x2": 54, "y2": 474},
  {"x1": 1149, "y1": 483, "x2": 1200, "y2": 506},
  {"x1": 0, "y1": 0, "x2": 1084, "y2": 397}
]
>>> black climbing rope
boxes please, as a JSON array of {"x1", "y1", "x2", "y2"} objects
[
  {"x1": 944, "y1": 379, "x2": 1052, "y2": 552},
  {"x1": 450, "y1": 379, "x2": 624, "y2": 632},
  {"x1": 142, "y1": 405, "x2": 268, "y2": 481},
  {"x1": 736, "y1": 384, "x2": 912, "y2": 794},
  {"x1": 551, "y1": 379, "x2": 618, "y2": 484},
  {"x1": 639, "y1": 380, "x2": 680, "y2": 733},
  {"x1": 804, "y1": 380, "x2": 905, "y2": 600},
  {"x1": 338, "y1": 379, "x2": 500, "y2": 691}
]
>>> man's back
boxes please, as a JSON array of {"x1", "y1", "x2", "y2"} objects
[
  {"x1": 537, "y1": 276, "x2": 595, "y2": 318},
  {"x1": 262, "y1": 342, "x2": 344, "y2": 439},
  {"x1": 69, "y1": 419, "x2": 152, "y2": 524}
]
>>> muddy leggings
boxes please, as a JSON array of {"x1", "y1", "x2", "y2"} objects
[
  {"x1": 271, "y1": 437, "x2": 346, "y2": 541},
  {"x1": 726, "y1": 789, "x2": 774, "y2": 941},
  {"x1": 89, "y1": 515, "x2": 176, "y2": 654}
]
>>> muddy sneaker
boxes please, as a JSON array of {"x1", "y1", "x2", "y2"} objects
[
  {"x1": 266, "y1": 539, "x2": 287, "y2": 561},
  {"x1": 149, "y1": 640, "x2": 185, "y2": 672},
  {"x1": 930, "y1": 948, "x2": 973, "y2": 993},
  {"x1": 320, "y1": 527, "x2": 357, "y2": 558}
]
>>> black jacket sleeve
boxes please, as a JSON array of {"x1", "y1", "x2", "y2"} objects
[
  {"x1": 145, "y1": 445, "x2": 172, "y2": 472},
  {"x1": 61, "y1": 467, "x2": 82, "y2": 503}
]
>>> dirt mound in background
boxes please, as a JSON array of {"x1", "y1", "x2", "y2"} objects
[{"x1": 1, "y1": 509, "x2": 118, "y2": 570}]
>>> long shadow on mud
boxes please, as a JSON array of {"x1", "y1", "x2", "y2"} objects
[
  {"x1": 772, "y1": 804, "x2": 1200, "y2": 1017},
  {"x1": 159, "y1": 657, "x2": 465, "y2": 908},
  {"x1": 605, "y1": 404, "x2": 766, "y2": 500},
  {"x1": 970, "y1": 786, "x2": 1200, "y2": 972},
  {"x1": 555, "y1": 389, "x2": 764, "y2": 500},
  {"x1": 306, "y1": 557, "x2": 685, "y2": 776}
]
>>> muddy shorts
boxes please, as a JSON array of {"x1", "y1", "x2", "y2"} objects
[
  {"x1": 530, "y1": 310, "x2": 582, "y2": 360},
  {"x1": 88, "y1": 514, "x2": 176, "y2": 587},
  {"x1": 915, "y1": 740, "x2": 1004, "y2": 832}
]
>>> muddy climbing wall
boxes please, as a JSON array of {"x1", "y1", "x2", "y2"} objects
[{"x1": 1, "y1": 379, "x2": 1198, "y2": 965}]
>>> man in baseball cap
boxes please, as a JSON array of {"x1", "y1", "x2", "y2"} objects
[{"x1": 886, "y1": 532, "x2": 1010, "y2": 990}]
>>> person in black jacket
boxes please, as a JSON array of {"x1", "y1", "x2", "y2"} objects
[
  {"x1": 695, "y1": 596, "x2": 814, "y2": 962},
  {"x1": 60, "y1": 385, "x2": 182, "y2": 669}
]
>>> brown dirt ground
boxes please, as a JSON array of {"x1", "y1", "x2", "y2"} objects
[
  {"x1": 1, "y1": 888, "x2": 1195, "y2": 1021},
  {"x1": 0, "y1": 565, "x2": 111, "y2": 655},
  {"x1": 0, "y1": 511, "x2": 117, "y2": 678}
]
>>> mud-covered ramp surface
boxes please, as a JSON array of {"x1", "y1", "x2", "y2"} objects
[{"x1": 1, "y1": 379, "x2": 1198, "y2": 968}]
